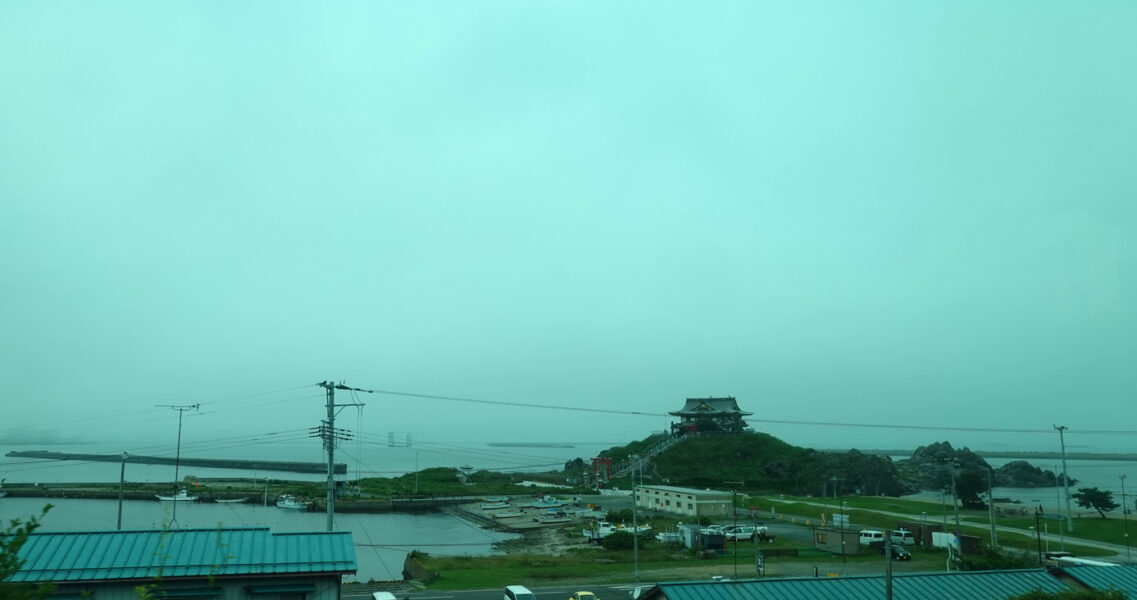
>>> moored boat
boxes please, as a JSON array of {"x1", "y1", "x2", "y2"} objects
[
  {"x1": 528, "y1": 495, "x2": 565, "y2": 508},
  {"x1": 275, "y1": 494, "x2": 308, "y2": 510},
  {"x1": 156, "y1": 489, "x2": 198, "y2": 502}
]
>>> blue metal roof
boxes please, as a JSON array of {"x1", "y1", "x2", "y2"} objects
[
  {"x1": 11, "y1": 528, "x2": 356, "y2": 582},
  {"x1": 1060, "y1": 565, "x2": 1137, "y2": 595},
  {"x1": 650, "y1": 569, "x2": 1069, "y2": 600}
]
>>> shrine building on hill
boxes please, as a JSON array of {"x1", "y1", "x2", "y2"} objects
[{"x1": 669, "y1": 396, "x2": 751, "y2": 434}]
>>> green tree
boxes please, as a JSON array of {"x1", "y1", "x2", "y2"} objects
[
  {"x1": 1072, "y1": 487, "x2": 1119, "y2": 518},
  {"x1": 958, "y1": 544, "x2": 1037, "y2": 571},
  {"x1": 599, "y1": 531, "x2": 635, "y2": 551},
  {"x1": 0, "y1": 506, "x2": 55, "y2": 600}
]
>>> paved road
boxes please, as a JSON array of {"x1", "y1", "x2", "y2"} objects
[
  {"x1": 764, "y1": 497, "x2": 1132, "y2": 560},
  {"x1": 345, "y1": 583, "x2": 642, "y2": 600}
]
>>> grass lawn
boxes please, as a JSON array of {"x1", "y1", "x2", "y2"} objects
[
  {"x1": 418, "y1": 543, "x2": 955, "y2": 589},
  {"x1": 754, "y1": 497, "x2": 1116, "y2": 557}
]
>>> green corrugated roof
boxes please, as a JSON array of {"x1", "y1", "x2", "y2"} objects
[
  {"x1": 1060, "y1": 565, "x2": 1137, "y2": 595},
  {"x1": 648, "y1": 569, "x2": 1069, "y2": 600},
  {"x1": 12, "y1": 528, "x2": 356, "y2": 582}
]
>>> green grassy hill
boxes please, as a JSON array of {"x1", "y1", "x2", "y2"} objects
[{"x1": 597, "y1": 432, "x2": 910, "y2": 496}]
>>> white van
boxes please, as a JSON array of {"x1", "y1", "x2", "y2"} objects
[
  {"x1": 859, "y1": 529, "x2": 885, "y2": 546},
  {"x1": 505, "y1": 585, "x2": 536, "y2": 600},
  {"x1": 890, "y1": 529, "x2": 915, "y2": 545}
]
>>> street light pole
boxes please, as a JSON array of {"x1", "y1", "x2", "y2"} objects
[
  {"x1": 949, "y1": 466, "x2": 961, "y2": 534},
  {"x1": 115, "y1": 450, "x2": 127, "y2": 529},
  {"x1": 1054, "y1": 425, "x2": 1074, "y2": 532},
  {"x1": 631, "y1": 456, "x2": 640, "y2": 586},
  {"x1": 1122, "y1": 474, "x2": 1131, "y2": 563}
]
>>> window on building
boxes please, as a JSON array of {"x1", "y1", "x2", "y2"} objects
[{"x1": 816, "y1": 533, "x2": 828, "y2": 544}]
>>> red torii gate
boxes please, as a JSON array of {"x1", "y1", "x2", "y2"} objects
[{"x1": 591, "y1": 457, "x2": 612, "y2": 483}]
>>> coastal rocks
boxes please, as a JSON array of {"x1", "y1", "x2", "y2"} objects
[{"x1": 992, "y1": 460, "x2": 1075, "y2": 488}]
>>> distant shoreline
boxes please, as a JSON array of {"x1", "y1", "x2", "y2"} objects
[{"x1": 822, "y1": 449, "x2": 1137, "y2": 461}]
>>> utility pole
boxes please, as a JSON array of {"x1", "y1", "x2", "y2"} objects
[
  {"x1": 1122, "y1": 475, "x2": 1131, "y2": 563},
  {"x1": 724, "y1": 480, "x2": 744, "y2": 580},
  {"x1": 118, "y1": 450, "x2": 128, "y2": 529},
  {"x1": 987, "y1": 468, "x2": 997, "y2": 546},
  {"x1": 314, "y1": 381, "x2": 364, "y2": 532},
  {"x1": 156, "y1": 403, "x2": 199, "y2": 525},
  {"x1": 631, "y1": 456, "x2": 640, "y2": 586},
  {"x1": 1054, "y1": 425, "x2": 1074, "y2": 532},
  {"x1": 884, "y1": 529, "x2": 894, "y2": 600},
  {"x1": 948, "y1": 464, "x2": 961, "y2": 534},
  {"x1": 1054, "y1": 465, "x2": 1065, "y2": 551}
]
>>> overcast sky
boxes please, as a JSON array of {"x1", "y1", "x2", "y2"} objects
[{"x1": 2, "y1": 2, "x2": 1134, "y2": 463}]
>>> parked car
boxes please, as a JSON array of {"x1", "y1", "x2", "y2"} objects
[
  {"x1": 890, "y1": 529, "x2": 915, "y2": 545},
  {"x1": 726, "y1": 525, "x2": 772, "y2": 541},
  {"x1": 884, "y1": 545, "x2": 912, "y2": 561},
  {"x1": 725, "y1": 526, "x2": 755, "y2": 541},
  {"x1": 569, "y1": 593, "x2": 598, "y2": 600}
]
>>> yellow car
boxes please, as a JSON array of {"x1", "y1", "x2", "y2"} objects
[{"x1": 569, "y1": 593, "x2": 598, "y2": 600}]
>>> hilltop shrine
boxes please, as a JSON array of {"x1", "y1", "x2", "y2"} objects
[{"x1": 669, "y1": 396, "x2": 752, "y2": 434}]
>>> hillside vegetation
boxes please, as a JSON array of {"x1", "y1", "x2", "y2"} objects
[{"x1": 597, "y1": 432, "x2": 909, "y2": 496}]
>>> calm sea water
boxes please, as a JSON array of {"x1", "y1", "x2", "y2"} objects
[{"x1": 0, "y1": 496, "x2": 517, "y2": 582}]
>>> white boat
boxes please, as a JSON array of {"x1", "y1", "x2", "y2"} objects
[
  {"x1": 156, "y1": 489, "x2": 198, "y2": 502},
  {"x1": 493, "y1": 511, "x2": 525, "y2": 518},
  {"x1": 528, "y1": 495, "x2": 565, "y2": 508},
  {"x1": 481, "y1": 501, "x2": 511, "y2": 510},
  {"x1": 275, "y1": 494, "x2": 308, "y2": 510}
]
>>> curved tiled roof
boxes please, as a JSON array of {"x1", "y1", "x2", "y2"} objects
[{"x1": 669, "y1": 396, "x2": 752, "y2": 417}]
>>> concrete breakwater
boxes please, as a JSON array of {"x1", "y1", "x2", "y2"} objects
[
  {"x1": 6, "y1": 450, "x2": 346, "y2": 474},
  {"x1": 1, "y1": 484, "x2": 494, "y2": 514}
]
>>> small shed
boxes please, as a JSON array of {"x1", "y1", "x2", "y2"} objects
[
  {"x1": 12, "y1": 528, "x2": 356, "y2": 600},
  {"x1": 641, "y1": 568, "x2": 1072, "y2": 600},
  {"x1": 812, "y1": 527, "x2": 860, "y2": 555},
  {"x1": 1058, "y1": 564, "x2": 1137, "y2": 596},
  {"x1": 635, "y1": 484, "x2": 732, "y2": 518}
]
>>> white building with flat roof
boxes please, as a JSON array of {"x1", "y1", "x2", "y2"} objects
[{"x1": 635, "y1": 484, "x2": 732, "y2": 517}]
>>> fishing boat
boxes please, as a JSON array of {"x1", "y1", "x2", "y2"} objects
[
  {"x1": 480, "y1": 501, "x2": 511, "y2": 510},
  {"x1": 528, "y1": 495, "x2": 565, "y2": 508},
  {"x1": 537, "y1": 510, "x2": 572, "y2": 524},
  {"x1": 156, "y1": 489, "x2": 198, "y2": 502},
  {"x1": 275, "y1": 494, "x2": 308, "y2": 510},
  {"x1": 493, "y1": 510, "x2": 525, "y2": 518}
]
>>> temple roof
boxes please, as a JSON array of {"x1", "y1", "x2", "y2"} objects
[{"x1": 669, "y1": 396, "x2": 752, "y2": 417}]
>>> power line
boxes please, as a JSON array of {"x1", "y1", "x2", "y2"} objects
[{"x1": 340, "y1": 385, "x2": 1137, "y2": 436}]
